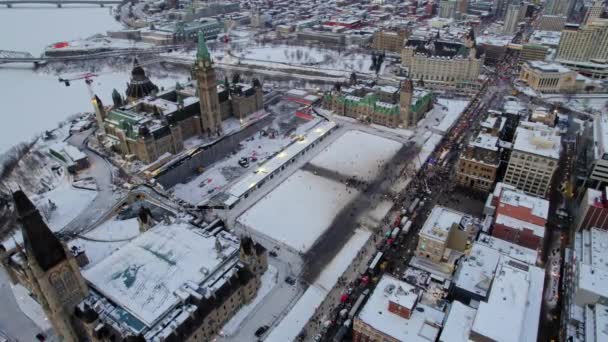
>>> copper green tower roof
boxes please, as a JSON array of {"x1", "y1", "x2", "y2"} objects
[{"x1": 197, "y1": 31, "x2": 211, "y2": 62}]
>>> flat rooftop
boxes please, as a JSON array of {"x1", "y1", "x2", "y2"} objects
[
  {"x1": 420, "y1": 206, "x2": 466, "y2": 243},
  {"x1": 471, "y1": 257, "x2": 544, "y2": 342},
  {"x1": 358, "y1": 274, "x2": 445, "y2": 342},
  {"x1": 501, "y1": 188, "x2": 549, "y2": 218},
  {"x1": 439, "y1": 301, "x2": 477, "y2": 342},
  {"x1": 453, "y1": 243, "x2": 501, "y2": 298},
  {"x1": 469, "y1": 133, "x2": 499, "y2": 151},
  {"x1": 512, "y1": 126, "x2": 561, "y2": 160},
  {"x1": 83, "y1": 222, "x2": 239, "y2": 327},
  {"x1": 527, "y1": 60, "x2": 572, "y2": 73},
  {"x1": 476, "y1": 233, "x2": 538, "y2": 265}
]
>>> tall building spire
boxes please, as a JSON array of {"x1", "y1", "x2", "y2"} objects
[
  {"x1": 13, "y1": 190, "x2": 66, "y2": 271},
  {"x1": 197, "y1": 31, "x2": 212, "y2": 62}
]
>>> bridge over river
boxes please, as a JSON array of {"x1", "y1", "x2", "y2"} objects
[{"x1": 0, "y1": 0, "x2": 123, "y2": 7}]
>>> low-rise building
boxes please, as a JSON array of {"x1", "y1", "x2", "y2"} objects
[
  {"x1": 456, "y1": 133, "x2": 501, "y2": 192},
  {"x1": 469, "y1": 255, "x2": 545, "y2": 342},
  {"x1": 529, "y1": 107, "x2": 557, "y2": 127},
  {"x1": 452, "y1": 233, "x2": 539, "y2": 305},
  {"x1": 562, "y1": 227, "x2": 608, "y2": 342},
  {"x1": 519, "y1": 60, "x2": 577, "y2": 93},
  {"x1": 439, "y1": 301, "x2": 477, "y2": 342},
  {"x1": 414, "y1": 206, "x2": 481, "y2": 274},
  {"x1": 353, "y1": 274, "x2": 446, "y2": 342},
  {"x1": 492, "y1": 188, "x2": 549, "y2": 252},
  {"x1": 503, "y1": 123, "x2": 561, "y2": 197},
  {"x1": 574, "y1": 188, "x2": 608, "y2": 232}
]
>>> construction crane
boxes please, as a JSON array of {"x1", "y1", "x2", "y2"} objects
[{"x1": 58, "y1": 72, "x2": 98, "y2": 99}]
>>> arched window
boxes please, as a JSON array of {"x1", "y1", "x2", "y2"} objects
[{"x1": 49, "y1": 272, "x2": 66, "y2": 297}]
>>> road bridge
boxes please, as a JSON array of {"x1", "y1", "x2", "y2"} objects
[
  {"x1": 0, "y1": 46, "x2": 185, "y2": 65},
  {"x1": 0, "y1": 0, "x2": 122, "y2": 7}
]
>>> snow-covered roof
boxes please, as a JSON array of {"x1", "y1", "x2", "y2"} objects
[
  {"x1": 439, "y1": 301, "x2": 477, "y2": 342},
  {"x1": 420, "y1": 206, "x2": 466, "y2": 243},
  {"x1": 476, "y1": 233, "x2": 538, "y2": 265},
  {"x1": 82, "y1": 222, "x2": 239, "y2": 327},
  {"x1": 594, "y1": 112, "x2": 608, "y2": 158},
  {"x1": 500, "y1": 189, "x2": 549, "y2": 219},
  {"x1": 266, "y1": 228, "x2": 370, "y2": 341},
  {"x1": 530, "y1": 30, "x2": 561, "y2": 47},
  {"x1": 580, "y1": 227, "x2": 608, "y2": 271},
  {"x1": 471, "y1": 257, "x2": 544, "y2": 342},
  {"x1": 453, "y1": 243, "x2": 501, "y2": 298},
  {"x1": 308, "y1": 130, "x2": 402, "y2": 182},
  {"x1": 579, "y1": 263, "x2": 608, "y2": 299},
  {"x1": 480, "y1": 115, "x2": 505, "y2": 132},
  {"x1": 495, "y1": 213, "x2": 545, "y2": 238},
  {"x1": 358, "y1": 274, "x2": 445, "y2": 342},
  {"x1": 469, "y1": 133, "x2": 499, "y2": 151},
  {"x1": 526, "y1": 60, "x2": 572, "y2": 73},
  {"x1": 512, "y1": 125, "x2": 561, "y2": 159},
  {"x1": 225, "y1": 120, "x2": 336, "y2": 202}
]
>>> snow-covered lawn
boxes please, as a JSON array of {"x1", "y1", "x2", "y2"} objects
[
  {"x1": 33, "y1": 174, "x2": 97, "y2": 232},
  {"x1": 238, "y1": 170, "x2": 360, "y2": 254},
  {"x1": 68, "y1": 217, "x2": 140, "y2": 268},
  {"x1": 220, "y1": 265, "x2": 278, "y2": 336},
  {"x1": 231, "y1": 44, "x2": 375, "y2": 72},
  {"x1": 309, "y1": 130, "x2": 403, "y2": 182}
]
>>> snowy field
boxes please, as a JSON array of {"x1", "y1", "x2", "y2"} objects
[
  {"x1": 172, "y1": 117, "x2": 322, "y2": 204},
  {"x1": 32, "y1": 174, "x2": 97, "y2": 232},
  {"x1": 220, "y1": 265, "x2": 278, "y2": 336},
  {"x1": 237, "y1": 170, "x2": 359, "y2": 254},
  {"x1": 266, "y1": 228, "x2": 371, "y2": 341},
  {"x1": 231, "y1": 44, "x2": 375, "y2": 72},
  {"x1": 68, "y1": 217, "x2": 140, "y2": 268},
  {"x1": 309, "y1": 130, "x2": 403, "y2": 182}
]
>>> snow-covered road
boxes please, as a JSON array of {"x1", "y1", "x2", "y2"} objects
[
  {"x1": 62, "y1": 129, "x2": 120, "y2": 234},
  {"x1": 0, "y1": 269, "x2": 46, "y2": 341}
]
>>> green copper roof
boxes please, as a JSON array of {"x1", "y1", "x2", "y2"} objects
[{"x1": 197, "y1": 31, "x2": 211, "y2": 62}]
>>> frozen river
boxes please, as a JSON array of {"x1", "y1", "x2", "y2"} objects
[{"x1": 0, "y1": 6, "x2": 180, "y2": 154}]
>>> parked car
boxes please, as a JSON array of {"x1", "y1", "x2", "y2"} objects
[
  {"x1": 254, "y1": 325, "x2": 269, "y2": 337},
  {"x1": 285, "y1": 276, "x2": 296, "y2": 285},
  {"x1": 238, "y1": 157, "x2": 250, "y2": 168}
]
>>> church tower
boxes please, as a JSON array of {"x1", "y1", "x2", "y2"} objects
[
  {"x1": 13, "y1": 191, "x2": 89, "y2": 342},
  {"x1": 193, "y1": 31, "x2": 222, "y2": 137},
  {"x1": 399, "y1": 79, "x2": 414, "y2": 127}
]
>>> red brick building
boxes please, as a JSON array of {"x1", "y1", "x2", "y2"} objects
[
  {"x1": 491, "y1": 189, "x2": 549, "y2": 252},
  {"x1": 574, "y1": 188, "x2": 608, "y2": 233}
]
